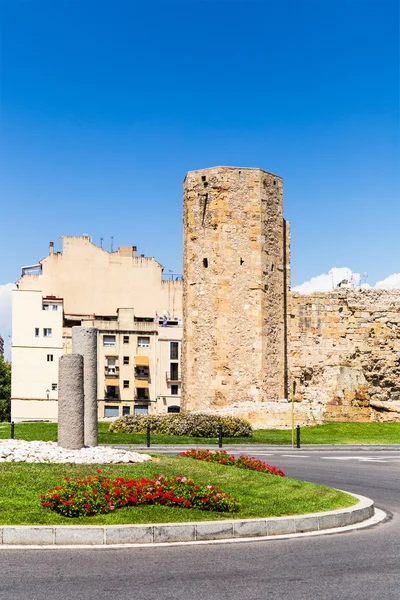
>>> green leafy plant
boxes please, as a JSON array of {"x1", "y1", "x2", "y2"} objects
[
  {"x1": 109, "y1": 413, "x2": 253, "y2": 438},
  {"x1": 0, "y1": 356, "x2": 11, "y2": 422},
  {"x1": 40, "y1": 470, "x2": 239, "y2": 517}
]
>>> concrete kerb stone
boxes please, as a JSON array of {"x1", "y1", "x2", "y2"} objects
[{"x1": 0, "y1": 492, "x2": 375, "y2": 546}]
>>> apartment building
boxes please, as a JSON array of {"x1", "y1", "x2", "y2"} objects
[{"x1": 11, "y1": 236, "x2": 183, "y2": 421}]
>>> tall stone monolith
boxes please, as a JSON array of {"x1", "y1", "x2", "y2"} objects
[
  {"x1": 72, "y1": 326, "x2": 98, "y2": 446},
  {"x1": 58, "y1": 354, "x2": 84, "y2": 449}
]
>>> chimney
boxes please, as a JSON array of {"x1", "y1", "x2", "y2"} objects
[
  {"x1": 132, "y1": 246, "x2": 137, "y2": 257},
  {"x1": 49, "y1": 242, "x2": 54, "y2": 255}
]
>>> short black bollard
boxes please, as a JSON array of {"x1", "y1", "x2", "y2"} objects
[
  {"x1": 146, "y1": 424, "x2": 151, "y2": 448},
  {"x1": 218, "y1": 424, "x2": 223, "y2": 449},
  {"x1": 296, "y1": 424, "x2": 301, "y2": 449},
  {"x1": 11, "y1": 421, "x2": 15, "y2": 439}
]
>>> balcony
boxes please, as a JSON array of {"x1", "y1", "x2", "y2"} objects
[
  {"x1": 104, "y1": 366, "x2": 119, "y2": 377},
  {"x1": 166, "y1": 370, "x2": 181, "y2": 383},
  {"x1": 135, "y1": 371, "x2": 150, "y2": 382},
  {"x1": 158, "y1": 318, "x2": 183, "y2": 328}
]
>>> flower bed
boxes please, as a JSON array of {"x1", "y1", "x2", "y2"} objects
[
  {"x1": 40, "y1": 470, "x2": 239, "y2": 517},
  {"x1": 178, "y1": 450, "x2": 285, "y2": 477}
]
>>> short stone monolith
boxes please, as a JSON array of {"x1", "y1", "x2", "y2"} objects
[
  {"x1": 58, "y1": 354, "x2": 84, "y2": 449},
  {"x1": 72, "y1": 326, "x2": 98, "y2": 446}
]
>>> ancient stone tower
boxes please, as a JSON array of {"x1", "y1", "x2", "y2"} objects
[{"x1": 182, "y1": 166, "x2": 290, "y2": 418}]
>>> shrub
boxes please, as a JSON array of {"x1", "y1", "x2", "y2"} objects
[
  {"x1": 109, "y1": 413, "x2": 253, "y2": 438},
  {"x1": 178, "y1": 450, "x2": 285, "y2": 477},
  {"x1": 40, "y1": 470, "x2": 239, "y2": 517}
]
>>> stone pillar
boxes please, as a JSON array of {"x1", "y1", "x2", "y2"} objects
[
  {"x1": 72, "y1": 326, "x2": 98, "y2": 447},
  {"x1": 58, "y1": 354, "x2": 84, "y2": 449}
]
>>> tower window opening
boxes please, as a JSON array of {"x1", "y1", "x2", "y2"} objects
[
  {"x1": 273, "y1": 180, "x2": 276, "y2": 185},
  {"x1": 240, "y1": 258, "x2": 244, "y2": 265},
  {"x1": 271, "y1": 264, "x2": 274, "y2": 272},
  {"x1": 203, "y1": 258, "x2": 208, "y2": 268},
  {"x1": 201, "y1": 176, "x2": 207, "y2": 182},
  {"x1": 238, "y1": 171, "x2": 241, "y2": 179}
]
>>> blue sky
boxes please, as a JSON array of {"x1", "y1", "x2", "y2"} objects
[{"x1": 1, "y1": 0, "x2": 399, "y2": 291}]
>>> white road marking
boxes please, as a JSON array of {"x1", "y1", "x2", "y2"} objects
[
  {"x1": 280, "y1": 454, "x2": 310, "y2": 458},
  {"x1": 321, "y1": 456, "x2": 396, "y2": 463}
]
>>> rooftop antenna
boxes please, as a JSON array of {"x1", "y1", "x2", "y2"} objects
[
  {"x1": 111, "y1": 236, "x2": 114, "y2": 252},
  {"x1": 100, "y1": 237, "x2": 103, "y2": 249}
]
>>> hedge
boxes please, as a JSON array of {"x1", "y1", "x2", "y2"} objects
[{"x1": 109, "y1": 413, "x2": 253, "y2": 438}]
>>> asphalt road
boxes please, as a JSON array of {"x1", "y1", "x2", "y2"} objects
[{"x1": 1, "y1": 449, "x2": 399, "y2": 600}]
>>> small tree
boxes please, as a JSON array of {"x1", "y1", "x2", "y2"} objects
[{"x1": 0, "y1": 355, "x2": 11, "y2": 422}]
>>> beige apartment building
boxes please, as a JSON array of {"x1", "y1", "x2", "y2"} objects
[{"x1": 11, "y1": 236, "x2": 183, "y2": 421}]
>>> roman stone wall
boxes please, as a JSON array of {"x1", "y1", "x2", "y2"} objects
[
  {"x1": 182, "y1": 166, "x2": 287, "y2": 413},
  {"x1": 288, "y1": 289, "x2": 400, "y2": 423}
]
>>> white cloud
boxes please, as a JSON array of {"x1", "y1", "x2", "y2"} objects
[
  {"x1": 0, "y1": 283, "x2": 16, "y2": 360},
  {"x1": 293, "y1": 268, "x2": 400, "y2": 294},
  {"x1": 292, "y1": 267, "x2": 361, "y2": 294},
  {"x1": 375, "y1": 273, "x2": 400, "y2": 289}
]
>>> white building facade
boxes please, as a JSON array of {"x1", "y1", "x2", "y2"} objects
[{"x1": 11, "y1": 236, "x2": 183, "y2": 421}]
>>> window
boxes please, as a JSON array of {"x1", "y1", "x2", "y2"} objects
[
  {"x1": 123, "y1": 356, "x2": 129, "y2": 365},
  {"x1": 52, "y1": 383, "x2": 57, "y2": 391},
  {"x1": 43, "y1": 304, "x2": 49, "y2": 311},
  {"x1": 106, "y1": 386, "x2": 118, "y2": 399},
  {"x1": 135, "y1": 367, "x2": 149, "y2": 378},
  {"x1": 170, "y1": 362, "x2": 179, "y2": 380},
  {"x1": 103, "y1": 335, "x2": 116, "y2": 346},
  {"x1": 122, "y1": 406, "x2": 131, "y2": 416},
  {"x1": 170, "y1": 342, "x2": 179, "y2": 360},
  {"x1": 171, "y1": 384, "x2": 179, "y2": 395},
  {"x1": 52, "y1": 305, "x2": 59, "y2": 311},
  {"x1": 107, "y1": 357, "x2": 116, "y2": 366},
  {"x1": 47, "y1": 354, "x2": 53, "y2": 362},
  {"x1": 137, "y1": 388, "x2": 148, "y2": 400},
  {"x1": 123, "y1": 380, "x2": 129, "y2": 389},
  {"x1": 134, "y1": 405, "x2": 148, "y2": 415},
  {"x1": 138, "y1": 336, "x2": 150, "y2": 348},
  {"x1": 168, "y1": 405, "x2": 180, "y2": 413},
  {"x1": 104, "y1": 405, "x2": 119, "y2": 418},
  {"x1": 35, "y1": 328, "x2": 39, "y2": 337},
  {"x1": 43, "y1": 328, "x2": 52, "y2": 337},
  {"x1": 123, "y1": 335, "x2": 129, "y2": 344}
]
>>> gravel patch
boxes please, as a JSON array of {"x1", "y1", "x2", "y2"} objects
[{"x1": 0, "y1": 440, "x2": 152, "y2": 464}]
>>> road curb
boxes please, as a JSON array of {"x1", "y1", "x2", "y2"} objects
[{"x1": 0, "y1": 492, "x2": 374, "y2": 546}]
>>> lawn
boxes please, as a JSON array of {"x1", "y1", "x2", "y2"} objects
[
  {"x1": 1, "y1": 421, "x2": 400, "y2": 445},
  {"x1": 0, "y1": 454, "x2": 356, "y2": 525}
]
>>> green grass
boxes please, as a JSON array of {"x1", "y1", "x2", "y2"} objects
[
  {"x1": 0, "y1": 455, "x2": 356, "y2": 525},
  {"x1": 1, "y1": 421, "x2": 400, "y2": 445}
]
